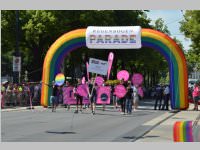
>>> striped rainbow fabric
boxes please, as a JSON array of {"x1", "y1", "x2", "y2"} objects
[{"x1": 173, "y1": 121, "x2": 193, "y2": 142}]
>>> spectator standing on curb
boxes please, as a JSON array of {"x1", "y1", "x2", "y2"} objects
[
  {"x1": 1, "y1": 84, "x2": 6, "y2": 108},
  {"x1": 126, "y1": 81, "x2": 133, "y2": 114},
  {"x1": 6, "y1": 83, "x2": 12, "y2": 106},
  {"x1": 132, "y1": 84, "x2": 139, "y2": 111},
  {"x1": 162, "y1": 85, "x2": 170, "y2": 110},
  {"x1": 12, "y1": 84, "x2": 18, "y2": 107},
  {"x1": 192, "y1": 82, "x2": 200, "y2": 111},
  {"x1": 17, "y1": 84, "x2": 23, "y2": 106},
  {"x1": 154, "y1": 84, "x2": 163, "y2": 110}
]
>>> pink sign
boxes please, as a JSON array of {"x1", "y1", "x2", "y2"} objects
[
  {"x1": 132, "y1": 73, "x2": 143, "y2": 85},
  {"x1": 95, "y1": 76, "x2": 104, "y2": 86},
  {"x1": 107, "y1": 52, "x2": 114, "y2": 80},
  {"x1": 63, "y1": 86, "x2": 76, "y2": 104},
  {"x1": 138, "y1": 86, "x2": 144, "y2": 97},
  {"x1": 96, "y1": 86, "x2": 111, "y2": 104},
  {"x1": 77, "y1": 84, "x2": 89, "y2": 98},
  {"x1": 114, "y1": 85, "x2": 127, "y2": 98},
  {"x1": 117, "y1": 70, "x2": 129, "y2": 81},
  {"x1": 63, "y1": 86, "x2": 90, "y2": 104}
]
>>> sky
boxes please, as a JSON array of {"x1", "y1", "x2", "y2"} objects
[{"x1": 146, "y1": 10, "x2": 192, "y2": 51}]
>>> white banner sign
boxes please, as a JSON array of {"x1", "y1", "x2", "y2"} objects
[
  {"x1": 88, "y1": 58, "x2": 108, "y2": 75},
  {"x1": 13, "y1": 56, "x2": 21, "y2": 72},
  {"x1": 86, "y1": 26, "x2": 142, "y2": 49}
]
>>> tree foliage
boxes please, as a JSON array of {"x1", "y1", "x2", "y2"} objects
[
  {"x1": 180, "y1": 10, "x2": 200, "y2": 70},
  {"x1": 1, "y1": 10, "x2": 183, "y2": 87}
]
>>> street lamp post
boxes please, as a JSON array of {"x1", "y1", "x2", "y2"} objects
[{"x1": 13, "y1": 10, "x2": 21, "y2": 84}]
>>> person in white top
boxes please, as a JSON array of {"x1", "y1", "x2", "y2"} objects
[
  {"x1": 162, "y1": 85, "x2": 170, "y2": 110},
  {"x1": 132, "y1": 84, "x2": 139, "y2": 111}
]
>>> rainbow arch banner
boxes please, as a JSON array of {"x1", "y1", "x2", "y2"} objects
[{"x1": 41, "y1": 28, "x2": 188, "y2": 110}]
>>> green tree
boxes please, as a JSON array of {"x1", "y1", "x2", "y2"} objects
[
  {"x1": 180, "y1": 10, "x2": 200, "y2": 70},
  {"x1": 153, "y1": 18, "x2": 171, "y2": 35},
  {"x1": 1, "y1": 10, "x2": 171, "y2": 85}
]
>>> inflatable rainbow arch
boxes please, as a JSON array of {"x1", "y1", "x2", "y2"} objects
[{"x1": 41, "y1": 28, "x2": 188, "y2": 110}]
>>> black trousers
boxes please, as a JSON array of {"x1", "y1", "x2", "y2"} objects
[
  {"x1": 119, "y1": 97, "x2": 126, "y2": 113},
  {"x1": 76, "y1": 95, "x2": 83, "y2": 107},
  {"x1": 162, "y1": 94, "x2": 170, "y2": 110},
  {"x1": 154, "y1": 95, "x2": 162, "y2": 110}
]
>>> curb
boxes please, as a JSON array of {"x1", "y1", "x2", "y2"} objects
[{"x1": 1, "y1": 106, "x2": 43, "y2": 112}]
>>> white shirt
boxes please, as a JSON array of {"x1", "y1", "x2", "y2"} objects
[
  {"x1": 132, "y1": 86, "x2": 138, "y2": 97},
  {"x1": 164, "y1": 86, "x2": 170, "y2": 95}
]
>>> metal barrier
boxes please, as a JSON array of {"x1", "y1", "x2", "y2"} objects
[
  {"x1": 2, "y1": 91, "x2": 30, "y2": 107},
  {"x1": 1, "y1": 85, "x2": 41, "y2": 108}
]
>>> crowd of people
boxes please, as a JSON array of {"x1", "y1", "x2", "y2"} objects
[
  {"x1": 49, "y1": 77, "x2": 142, "y2": 115},
  {"x1": 2, "y1": 78, "x2": 199, "y2": 112},
  {"x1": 1, "y1": 81, "x2": 41, "y2": 108}
]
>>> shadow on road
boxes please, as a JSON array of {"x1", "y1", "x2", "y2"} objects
[
  {"x1": 141, "y1": 135, "x2": 160, "y2": 138},
  {"x1": 93, "y1": 112, "x2": 151, "y2": 117},
  {"x1": 45, "y1": 131, "x2": 76, "y2": 134}
]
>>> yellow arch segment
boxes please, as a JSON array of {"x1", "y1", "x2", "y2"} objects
[{"x1": 42, "y1": 29, "x2": 86, "y2": 106}]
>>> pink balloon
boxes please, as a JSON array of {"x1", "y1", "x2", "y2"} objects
[
  {"x1": 114, "y1": 85, "x2": 127, "y2": 98},
  {"x1": 95, "y1": 76, "x2": 104, "y2": 86},
  {"x1": 132, "y1": 73, "x2": 143, "y2": 85},
  {"x1": 117, "y1": 70, "x2": 129, "y2": 81}
]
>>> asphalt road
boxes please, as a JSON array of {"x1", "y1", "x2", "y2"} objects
[{"x1": 1, "y1": 99, "x2": 165, "y2": 142}]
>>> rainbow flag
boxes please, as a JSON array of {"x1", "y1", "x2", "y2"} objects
[{"x1": 173, "y1": 121, "x2": 193, "y2": 142}]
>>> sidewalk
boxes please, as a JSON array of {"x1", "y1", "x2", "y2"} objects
[
  {"x1": 136, "y1": 104, "x2": 200, "y2": 142},
  {"x1": 1, "y1": 106, "x2": 44, "y2": 112}
]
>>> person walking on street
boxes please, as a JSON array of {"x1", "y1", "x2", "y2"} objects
[
  {"x1": 89, "y1": 79, "x2": 98, "y2": 115},
  {"x1": 74, "y1": 78, "x2": 83, "y2": 113},
  {"x1": 192, "y1": 82, "x2": 200, "y2": 111},
  {"x1": 12, "y1": 84, "x2": 18, "y2": 107}
]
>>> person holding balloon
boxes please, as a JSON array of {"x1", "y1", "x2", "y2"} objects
[
  {"x1": 51, "y1": 82, "x2": 59, "y2": 112},
  {"x1": 192, "y1": 82, "x2": 200, "y2": 111}
]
